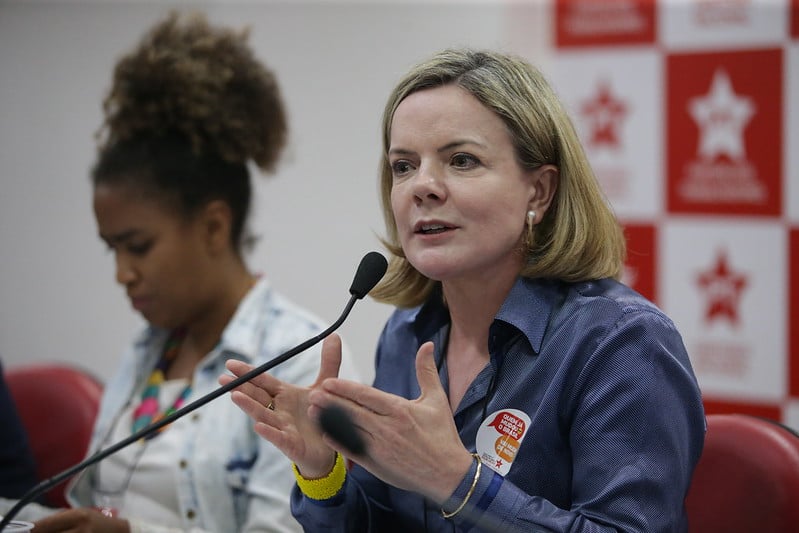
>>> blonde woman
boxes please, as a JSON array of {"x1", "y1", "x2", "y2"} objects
[{"x1": 224, "y1": 49, "x2": 704, "y2": 532}]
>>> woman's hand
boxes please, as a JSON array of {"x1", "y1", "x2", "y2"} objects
[
  {"x1": 310, "y1": 341, "x2": 474, "y2": 504},
  {"x1": 219, "y1": 333, "x2": 344, "y2": 478},
  {"x1": 33, "y1": 508, "x2": 130, "y2": 533}
]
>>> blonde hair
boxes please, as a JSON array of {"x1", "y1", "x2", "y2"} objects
[{"x1": 371, "y1": 49, "x2": 625, "y2": 308}]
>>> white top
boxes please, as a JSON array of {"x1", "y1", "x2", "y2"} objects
[
  {"x1": 96, "y1": 379, "x2": 189, "y2": 526},
  {"x1": 65, "y1": 277, "x2": 362, "y2": 533}
]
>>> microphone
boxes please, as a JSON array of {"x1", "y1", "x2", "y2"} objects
[
  {"x1": 349, "y1": 251, "x2": 388, "y2": 299},
  {"x1": 312, "y1": 251, "x2": 387, "y2": 457},
  {"x1": 319, "y1": 404, "x2": 366, "y2": 456},
  {"x1": 0, "y1": 251, "x2": 387, "y2": 529}
]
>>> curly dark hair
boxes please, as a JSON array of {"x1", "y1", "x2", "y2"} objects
[{"x1": 93, "y1": 11, "x2": 288, "y2": 252}]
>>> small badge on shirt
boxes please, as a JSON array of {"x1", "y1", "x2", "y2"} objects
[{"x1": 476, "y1": 408, "x2": 531, "y2": 475}]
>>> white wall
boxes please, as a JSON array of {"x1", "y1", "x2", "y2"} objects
[{"x1": 0, "y1": 0, "x2": 551, "y2": 384}]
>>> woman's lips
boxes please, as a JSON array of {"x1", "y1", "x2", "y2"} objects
[
  {"x1": 130, "y1": 296, "x2": 149, "y2": 311},
  {"x1": 414, "y1": 221, "x2": 457, "y2": 234}
]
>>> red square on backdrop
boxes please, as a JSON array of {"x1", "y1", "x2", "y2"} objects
[
  {"x1": 791, "y1": 228, "x2": 799, "y2": 397},
  {"x1": 666, "y1": 49, "x2": 783, "y2": 216},
  {"x1": 622, "y1": 223, "x2": 657, "y2": 304},
  {"x1": 555, "y1": 0, "x2": 656, "y2": 48},
  {"x1": 792, "y1": 0, "x2": 799, "y2": 38}
]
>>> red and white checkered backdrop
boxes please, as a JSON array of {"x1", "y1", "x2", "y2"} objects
[{"x1": 545, "y1": 0, "x2": 799, "y2": 429}]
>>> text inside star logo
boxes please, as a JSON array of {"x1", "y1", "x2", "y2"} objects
[
  {"x1": 696, "y1": 249, "x2": 748, "y2": 327},
  {"x1": 691, "y1": 249, "x2": 752, "y2": 379},
  {"x1": 690, "y1": 69, "x2": 754, "y2": 162},
  {"x1": 580, "y1": 80, "x2": 628, "y2": 150},
  {"x1": 680, "y1": 68, "x2": 764, "y2": 204},
  {"x1": 578, "y1": 78, "x2": 631, "y2": 199}
]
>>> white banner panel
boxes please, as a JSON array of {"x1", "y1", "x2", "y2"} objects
[
  {"x1": 552, "y1": 49, "x2": 663, "y2": 219},
  {"x1": 661, "y1": 218, "x2": 787, "y2": 400},
  {"x1": 660, "y1": 0, "x2": 788, "y2": 51}
]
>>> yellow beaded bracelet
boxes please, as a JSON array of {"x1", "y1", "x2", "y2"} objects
[
  {"x1": 441, "y1": 452, "x2": 482, "y2": 519},
  {"x1": 292, "y1": 453, "x2": 347, "y2": 500}
]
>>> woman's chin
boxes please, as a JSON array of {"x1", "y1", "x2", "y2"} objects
[
  {"x1": 139, "y1": 311, "x2": 179, "y2": 331},
  {"x1": 409, "y1": 262, "x2": 458, "y2": 283}
]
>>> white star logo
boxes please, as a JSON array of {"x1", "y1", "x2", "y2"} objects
[{"x1": 688, "y1": 69, "x2": 755, "y2": 162}]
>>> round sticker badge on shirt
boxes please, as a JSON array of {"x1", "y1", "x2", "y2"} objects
[{"x1": 475, "y1": 408, "x2": 531, "y2": 475}]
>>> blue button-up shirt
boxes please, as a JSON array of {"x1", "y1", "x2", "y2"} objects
[{"x1": 293, "y1": 277, "x2": 705, "y2": 532}]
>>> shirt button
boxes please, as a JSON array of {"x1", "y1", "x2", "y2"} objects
[
  {"x1": 191, "y1": 413, "x2": 201, "y2": 422},
  {"x1": 186, "y1": 509, "x2": 195, "y2": 520},
  {"x1": 179, "y1": 459, "x2": 188, "y2": 469}
]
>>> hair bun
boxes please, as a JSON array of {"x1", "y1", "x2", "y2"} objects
[{"x1": 98, "y1": 11, "x2": 287, "y2": 173}]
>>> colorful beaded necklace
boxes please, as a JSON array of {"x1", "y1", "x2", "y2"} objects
[{"x1": 131, "y1": 328, "x2": 193, "y2": 439}]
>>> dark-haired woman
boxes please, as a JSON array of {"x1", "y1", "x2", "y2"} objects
[{"x1": 32, "y1": 12, "x2": 358, "y2": 533}]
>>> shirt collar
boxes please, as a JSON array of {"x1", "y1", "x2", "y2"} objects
[
  {"x1": 410, "y1": 277, "x2": 562, "y2": 355},
  {"x1": 213, "y1": 276, "x2": 274, "y2": 366},
  {"x1": 132, "y1": 277, "x2": 273, "y2": 373},
  {"x1": 495, "y1": 277, "x2": 561, "y2": 355}
]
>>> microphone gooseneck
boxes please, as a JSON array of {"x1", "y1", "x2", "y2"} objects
[{"x1": 0, "y1": 252, "x2": 387, "y2": 529}]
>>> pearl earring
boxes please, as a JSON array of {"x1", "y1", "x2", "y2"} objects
[{"x1": 524, "y1": 210, "x2": 536, "y2": 250}]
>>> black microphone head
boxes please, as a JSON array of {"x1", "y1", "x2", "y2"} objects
[
  {"x1": 319, "y1": 404, "x2": 366, "y2": 456},
  {"x1": 349, "y1": 251, "x2": 388, "y2": 299}
]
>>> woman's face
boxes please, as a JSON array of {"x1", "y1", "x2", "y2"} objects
[
  {"x1": 93, "y1": 183, "x2": 213, "y2": 329},
  {"x1": 388, "y1": 84, "x2": 541, "y2": 285}
]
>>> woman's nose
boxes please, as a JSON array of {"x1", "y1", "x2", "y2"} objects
[
  {"x1": 115, "y1": 254, "x2": 137, "y2": 286},
  {"x1": 411, "y1": 164, "x2": 446, "y2": 204}
]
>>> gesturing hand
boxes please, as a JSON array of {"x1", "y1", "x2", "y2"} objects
[
  {"x1": 309, "y1": 342, "x2": 474, "y2": 504},
  {"x1": 33, "y1": 508, "x2": 130, "y2": 533},
  {"x1": 219, "y1": 333, "x2": 344, "y2": 479}
]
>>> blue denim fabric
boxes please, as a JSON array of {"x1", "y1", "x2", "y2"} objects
[{"x1": 67, "y1": 278, "x2": 357, "y2": 533}]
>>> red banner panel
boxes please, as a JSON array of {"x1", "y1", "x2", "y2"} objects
[
  {"x1": 666, "y1": 49, "x2": 783, "y2": 216},
  {"x1": 622, "y1": 223, "x2": 657, "y2": 304},
  {"x1": 702, "y1": 397, "x2": 782, "y2": 421},
  {"x1": 791, "y1": 228, "x2": 799, "y2": 397},
  {"x1": 555, "y1": 0, "x2": 656, "y2": 48}
]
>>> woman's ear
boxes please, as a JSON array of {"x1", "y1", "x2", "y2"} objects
[
  {"x1": 200, "y1": 200, "x2": 233, "y2": 255},
  {"x1": 527, "y1": 164, "x2": 559, "y2": 223}
]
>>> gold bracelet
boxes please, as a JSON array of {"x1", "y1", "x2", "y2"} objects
[
  {"x1": 441, "y1": 452, "x2": 482, "y2": 519},
  {"x1": 292, "y1": 452, "x2": 347, "y2": 500}
]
